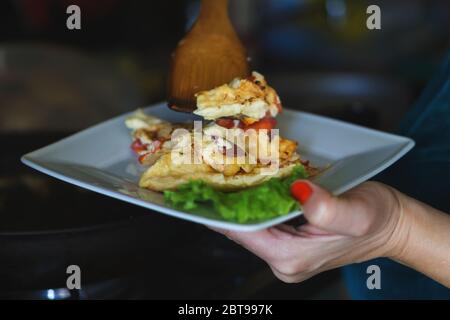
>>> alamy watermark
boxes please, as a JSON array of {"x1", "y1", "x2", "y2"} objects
[
  {"x1": 168, "y1": 121, "x2": 281, "y2": 175},
  {"x1": 66, "y1": 5, "x2": 81, "y2": 30},
  {"x1": 66, "y1": 264, "x2": 81, "y2": 290},
  {"x1": 65, "y1": 4, "x2": 380, "y2": 31},
  {"x1": 367, "y1": 5, "x2": 381, "y2": 30},
  {"x1": 366, "y1": 264, "x2": 381, "y2": 290}
]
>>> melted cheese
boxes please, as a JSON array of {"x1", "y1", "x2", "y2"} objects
[{"x1": 194, "y1": 71, "x2": 281, "y2": 121}]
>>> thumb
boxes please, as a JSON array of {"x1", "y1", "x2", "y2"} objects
[{"x1": 290, "y1": 180, "x2": 375, "y2": 237}]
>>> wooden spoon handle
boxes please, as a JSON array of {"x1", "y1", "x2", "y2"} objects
[
  {"x1": 167, "y1": 0, "x2": 249, "y2": 112},
  {"x1": 196, "y1": 0, "x2": 232, "y2": 33},
  {"x1": 200, "y1": 0, "x2": 228, "y2": 17}
]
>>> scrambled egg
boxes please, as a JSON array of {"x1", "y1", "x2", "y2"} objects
[
  {"x1": 134, "y1": 122, "x2": 301, "y2": 191},
  {"x1": 125, "y1": 110, "x2": 192, "y2": 165},
  {"x1": 139, "y1": 152, "x2": 299, "y2": 191},
  {"x1": 194, "y1": 71, "x2": 281, "y2": 121},
  {"x1": 125, "y1": 68, "x2": 307, "y2": 192},
  {"x1": 125, "y1": 109, "x2": 168, "y2": 132},
  {"x1": 125, "y1": 111, "x2": 302, "y2": 191}
]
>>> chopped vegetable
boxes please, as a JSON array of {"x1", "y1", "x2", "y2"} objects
[
  {"x1": 164, "y1": 165, "x2": 308, "y2": 223},
  {"x1": 131, "y1": 139, "x2": 147, "y2": 153},
  {"x1": 244, "y1": 117, "x2": 277, "y2": 131}
]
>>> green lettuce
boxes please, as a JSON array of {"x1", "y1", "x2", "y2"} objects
[{"x1": 164, "y1": 165, "x2": 308, "y2": 223}]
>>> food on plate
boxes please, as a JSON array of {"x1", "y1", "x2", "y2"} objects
[
  {"x1": 125, "y1": 110, "x2": 192, "y2": 166},
  {"x1": 125, "y1": 72, "x2": 316, "y2": 222},
  {"x1": 194, "y1": 71, "x2": 281, "y2": 121},
  {"x1": 164, "y1": 165, "x2": 308, "y2": 223}
]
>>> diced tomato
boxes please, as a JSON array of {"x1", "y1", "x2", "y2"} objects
[
  {"x1": 131, "y1": 139, "x2": 147, "y2": 153},
  {"x1": 138, "y1": 153, "x2": 148, "y2": 164},
  {"x1": 216, "y1": 118, "x2": 238, "y2": 129},
  {"x1": 216, "y1": 117, "x2": 277, "y2": 131},
  {"x1": 136, "y1": 140, "x2": 162, "y2": 164},
  {"x1": 244, "y1": 117, "x2": 277, "y2": 131}
]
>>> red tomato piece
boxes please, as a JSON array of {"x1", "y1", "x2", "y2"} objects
[
  {"x1": 138, "y1": 153, "x2": 148, "y2": 164},
  {"x1": 131, "y1": 139, "x2": 147, "y2": 153},
  {"x1": 215, "y1": 118, "x2": 236, "y2": 129},
  {"x1": 244, "y1": 117, "x2": 277, "y2": 131}
]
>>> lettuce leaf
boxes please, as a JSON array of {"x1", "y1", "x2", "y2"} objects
[{"x1": 164, "y1": 165, "x2": 308, "y2": 223}]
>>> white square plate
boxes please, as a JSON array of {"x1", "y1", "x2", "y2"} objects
[{"x1": 22, "y1": 103, "x2": 414, "y2": 232}]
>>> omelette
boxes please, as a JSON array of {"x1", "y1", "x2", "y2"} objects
[{"x1": 125, "y1": 72, "x2": 311, "y2": 192}]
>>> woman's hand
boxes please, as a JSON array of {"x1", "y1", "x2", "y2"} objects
[{"x1": 212, "y1": 180, "x2": 410, "y2": 283}]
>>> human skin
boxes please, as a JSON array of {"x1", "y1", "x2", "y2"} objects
[{"x1": 212, "y1": 181, "x2": 450, "y2": 288}]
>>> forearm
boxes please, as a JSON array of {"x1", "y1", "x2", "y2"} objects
[{"x1": 393, "y1": 192, "x2": 450, "y2": 287}]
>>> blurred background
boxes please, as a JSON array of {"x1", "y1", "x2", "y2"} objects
[{"x1": 0, "y1": 0, "x2": 449, "y2": 299}]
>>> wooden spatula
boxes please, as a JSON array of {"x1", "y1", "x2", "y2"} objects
[{"x1": 167, "y1": 0, "x2": 250, "y2": 112}]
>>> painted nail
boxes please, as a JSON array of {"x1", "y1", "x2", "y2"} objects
[{"x1": 290, "y1": 181, "x2": 313, "y2": 204}]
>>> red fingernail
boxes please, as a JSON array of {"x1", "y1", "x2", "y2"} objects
[{"x1": 290, "y1": 181, "x2": 313, "y2": 204}]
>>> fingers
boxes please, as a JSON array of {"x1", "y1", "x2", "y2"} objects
[
  {"x1": 207, "y1": 226, "x2": 274, "y2": 254},
  {"x1": 291, "y1": 180, "x2": 377, "y2": 237},
  {"x1": 206, "y1": 225, "x2": 308, "y2": 265},
  {"x1": 270, "y1": 264, "x2": 317, "y2": 284}
]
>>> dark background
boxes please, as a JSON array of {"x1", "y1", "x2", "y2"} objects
[{"x1": 0, "y1": 0, "x2": 449, "y2": 299}]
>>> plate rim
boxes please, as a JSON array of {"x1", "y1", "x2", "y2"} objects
[{"x1": 21, "y1": 102, "x2": 415, "y2": 232}]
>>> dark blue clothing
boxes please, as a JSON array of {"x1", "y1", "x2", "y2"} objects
[{"x1": 342, "y1": 55, "x2": 450, "y2": 299}]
